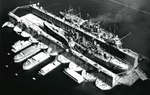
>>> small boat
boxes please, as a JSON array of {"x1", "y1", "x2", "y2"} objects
[
  {"x1": 13, "y1": 24, "x2": 22, "y2": 34},
  {"x1": 81, "y1": 70, "x2": 97, "y2": 82},
  {"x1": 2, "y1": 21, "x2": 14, "y2": 28},
  {"x1": 57, "y1": 55, "x2": 70, "y2": 64},
  {"x1": 64, "y1": 68, "x2": 85, "y2": 84},
  {"x1": 3, "y1": 3, "x2": 149, "y2": 91},
  {"x1": 68, "y1": 62, "x2": 83, "y2": 72},
  {"x1": 95, "y1": 78, "x2": 112, "y2": 90},
  {"x1": 38, "y1": 59, "x2": 61, "y2": 76},
  {"x1": 50, "y1": 51, "x2": 59, "y2": 56},
  {"x1": 23, "y1": 52, "x2": 50, "y2": 70},
  {"x1": 21, "y1": 31, "x2": 31, "y2": 38},
  {"x1": 29, "y1": 37, "x2": 39, "y2": 43},
  {"x1": 14, "y1": 44, "x2": 41, "y2": 63},
  {"x1": 11, "y1": 40, "x2": 32, "y2": 53}
]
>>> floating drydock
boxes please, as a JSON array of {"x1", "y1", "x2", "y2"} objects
[{"x1": 3, "y1": 3, "x2": 149, "y2": 90}]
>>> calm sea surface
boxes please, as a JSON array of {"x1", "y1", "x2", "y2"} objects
[{"x1": 1, "y1": 0, "x2": 150, "y2": 95}]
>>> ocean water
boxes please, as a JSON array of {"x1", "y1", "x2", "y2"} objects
[{"x1": 1, "y1": 0, "x2": 150, "y2": 95}]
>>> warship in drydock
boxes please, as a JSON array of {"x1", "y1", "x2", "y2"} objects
[{"x1": 2, "y1": 3, "x2": 149, "y2": 90}]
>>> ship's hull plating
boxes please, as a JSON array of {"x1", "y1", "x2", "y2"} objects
[
  {"x1": 14, "y1": 44, "x2": 41, "y2": 63},
  {"x1": 39, "y1": 59, "x2": 61, "y2": 76},
  {"x1": 23, "y1": 52, "x2": 50, "y2": 70},
  {"x1": 12, "y1": 40, "x2": 32, "y2": 53}
]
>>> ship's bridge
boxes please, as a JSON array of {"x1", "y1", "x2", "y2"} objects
[{"x1": 60, "y1": 11, "x2": 87, "y2": 27}]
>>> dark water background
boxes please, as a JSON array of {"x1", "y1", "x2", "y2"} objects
[{"x1": 1, "y1": 0, "x2": 150, "y2": 95}]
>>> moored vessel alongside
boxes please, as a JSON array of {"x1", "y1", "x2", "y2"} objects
[
  {"x1": 11, "y1": 40, "x2": 32, "y2": 53},
  {"x1": 14, "y1": 42, "x2": 47, "y2": 63},
  {"x1": 38, "y1": 58, "x2": 61, "y2": 76},
  {"x1": 81, "y1": 70, "x2": 97, "y2": 82},
  {"x1": 2, "y1": 21, "x2": 14, "y2": 28},
  {"x1": 95, "y1": 78, "x2": 112, "y2": 90},
  {"x1": 64, "y1": 68, "x2": 85, "y2": 84},
  {"x1": 57, "y1": 55, "x2": 71, "y2": 64},
  {"x1": 39, "y1": 54, "x2": 71, "y2": 76},
  {"x1": 13, "y1": 23, "x2": 23, "y2": 34},
  {"x1": 23, "y1": 52, "x2": 50, "y2": 70}
]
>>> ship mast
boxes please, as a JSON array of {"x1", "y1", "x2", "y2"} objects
[{"x1": 120, "y1": 32, "x2": 132, "y2": 41}]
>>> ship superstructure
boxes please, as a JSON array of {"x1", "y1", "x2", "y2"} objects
[{"x1": 2, "y1": 3, "x2": 149, "y2": 90}]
